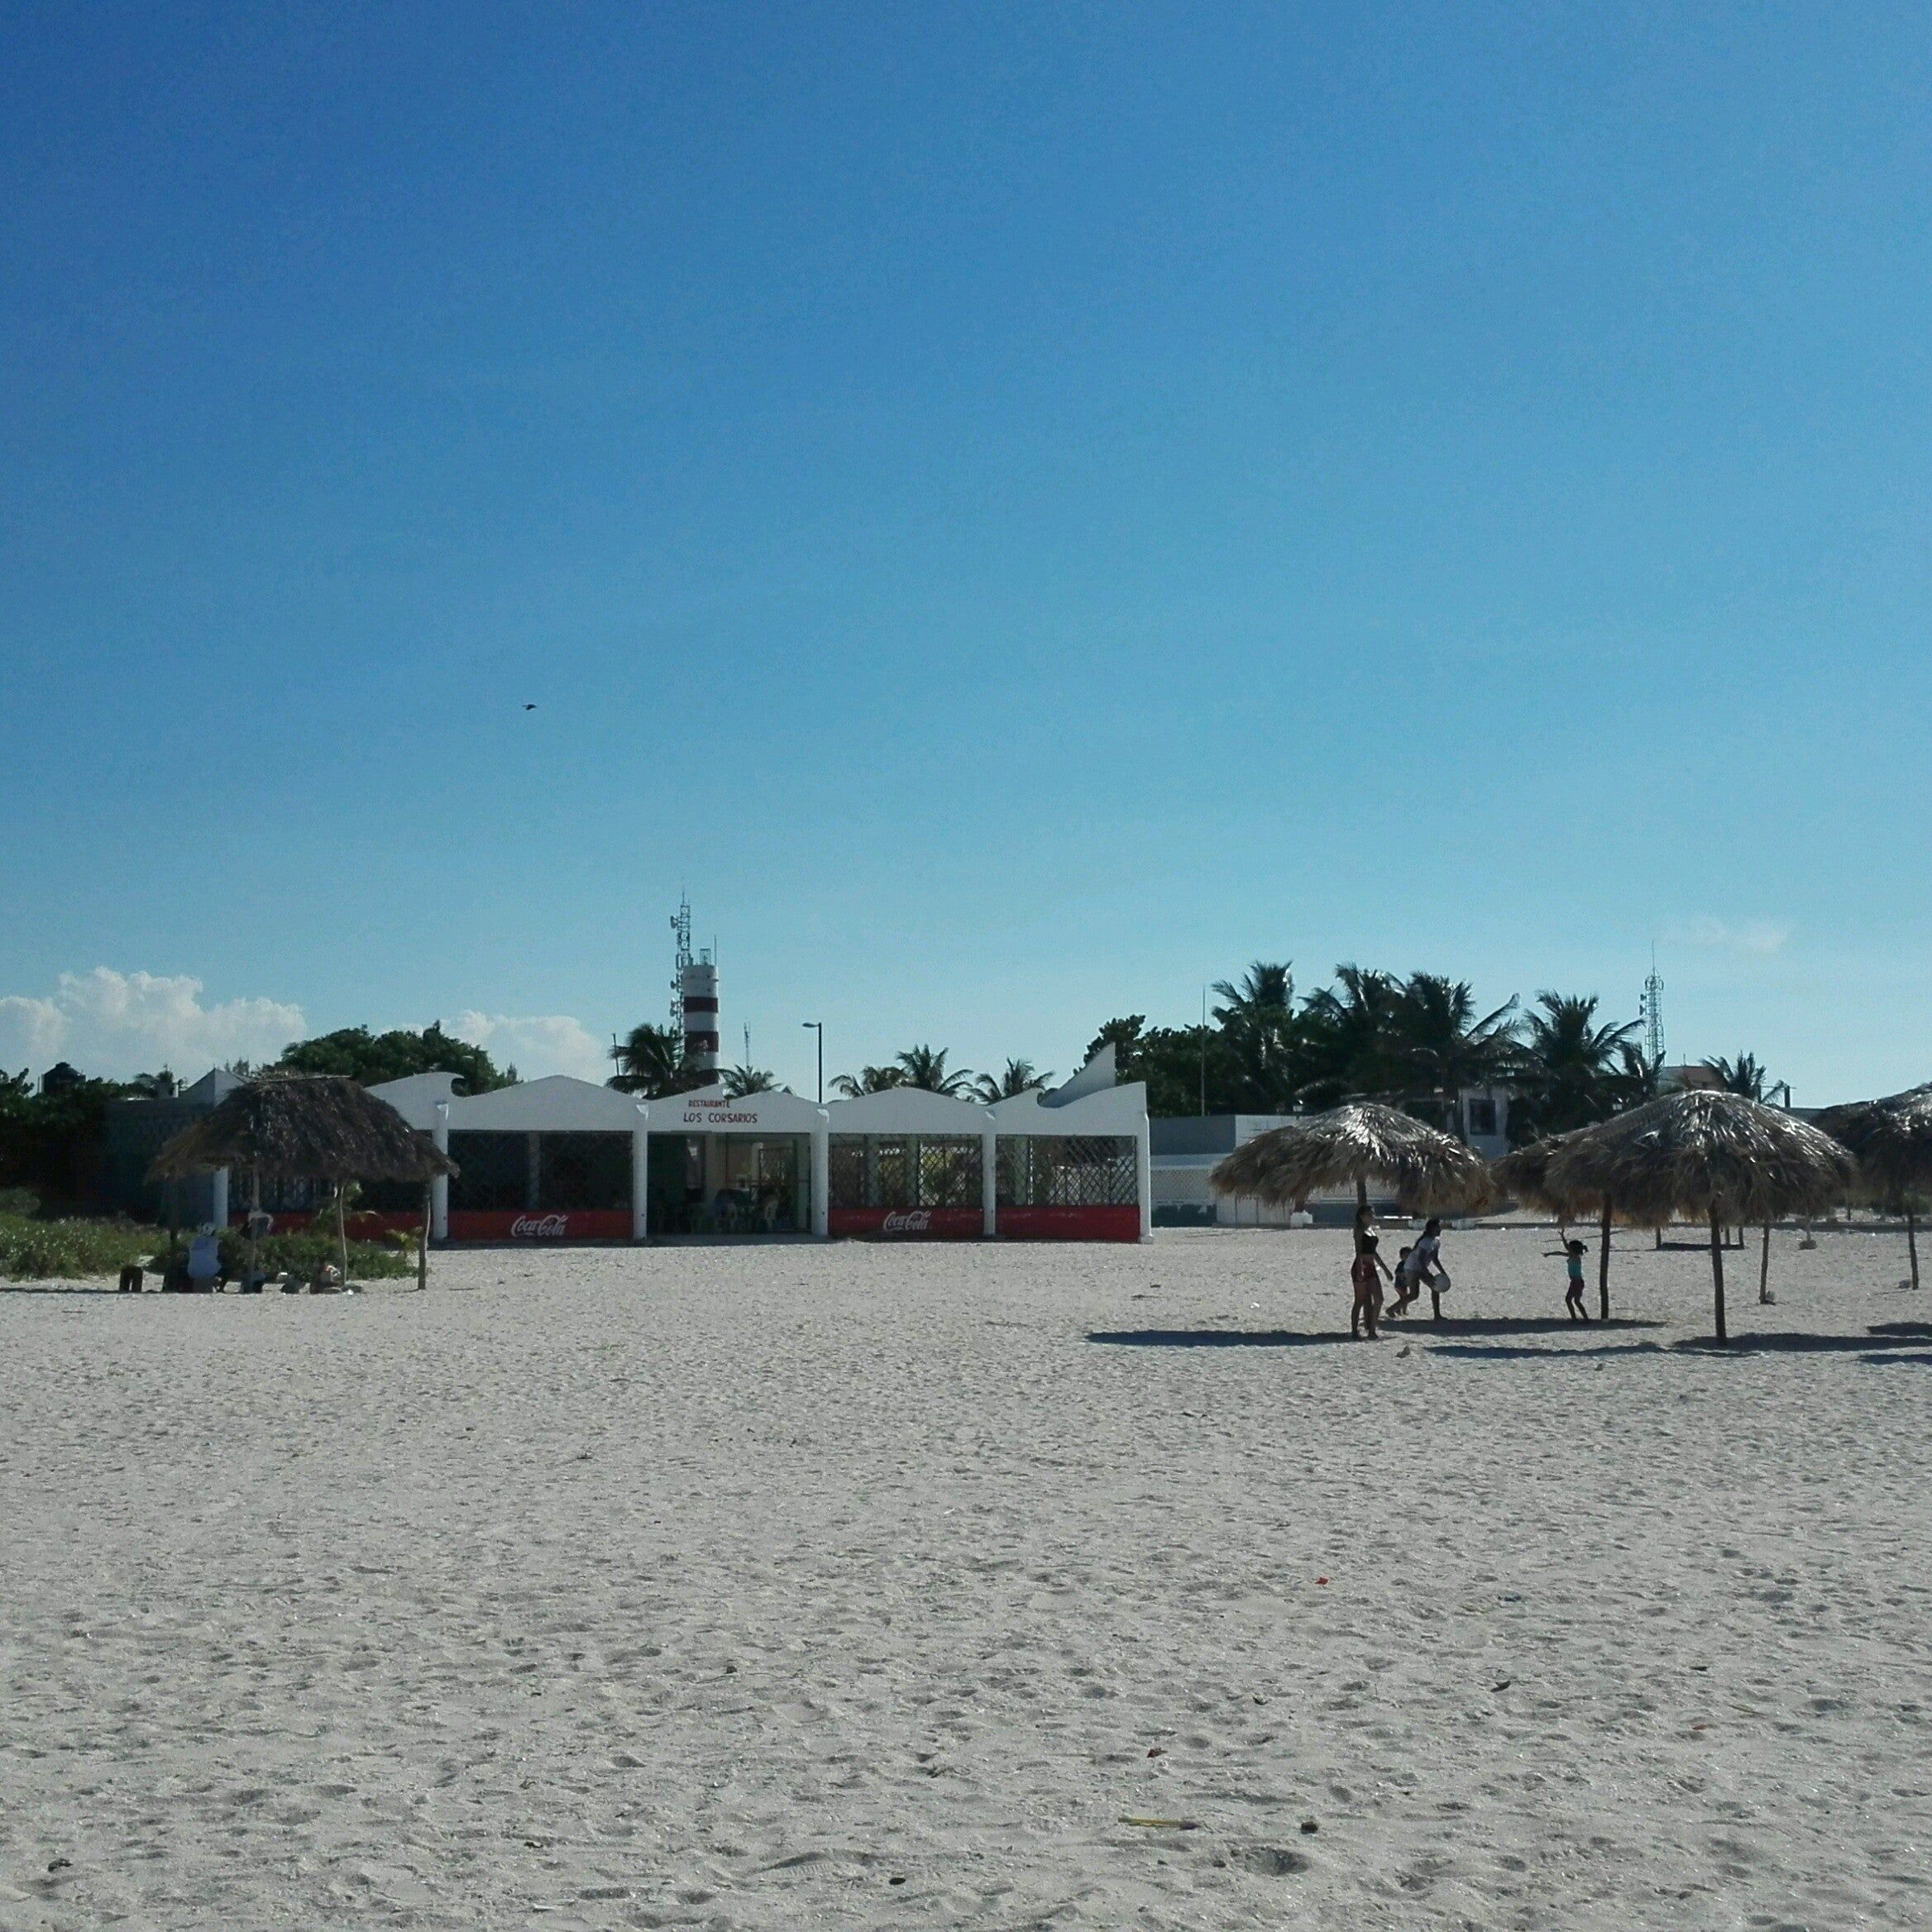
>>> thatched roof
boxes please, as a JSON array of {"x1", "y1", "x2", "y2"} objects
[
  {"x1": 147, "y1": 1076, "x2": 457, "y2": 1184},
  {"x1": 1209, "y1": 1102, "x2": 1494, "y2": 1212},
  {"x1": 1542, "y1": 1090, "x2": 1854, "y2": 1227},
  {"x1": 1490, "y1": 1132, "x2": 1604, "y2": 1217},
  {"x1": 1814, "y1": 1083, "x2": 1932, "y2": 1200}
]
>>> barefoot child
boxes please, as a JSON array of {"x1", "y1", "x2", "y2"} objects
[
  {"x1": 1549, "y1": 1237, "x2": 1591, "y2": 1321},
  {"x1": 1386, "y1": 1244, "x2": 1419, "y2": 1317},
  {"x1": 1351, "y1": 1235, "x2": 1384, "y2": 1339}
]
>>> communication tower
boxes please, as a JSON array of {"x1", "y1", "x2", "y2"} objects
[
  {"x1": 669, "y1": 894, "x2": 720, "y2": 1082},
  {"x1": 1640, "y1": 949, "x2": 1665, "y2": 1069},
  {"x1": 670, "y1": 895, "x2": 694, "y2": 1033}
]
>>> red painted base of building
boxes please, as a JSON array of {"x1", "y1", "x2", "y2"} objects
[{"x1": 996, "y1": 1205, "x2": 1141, "y2": 1241}]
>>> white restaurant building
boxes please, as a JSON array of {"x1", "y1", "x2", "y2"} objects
[{"x1": 365, "y1": 1052, "x2": 1151, "y2": 1244}]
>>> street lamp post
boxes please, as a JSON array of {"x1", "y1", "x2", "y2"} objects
[{"x1": 801, "y1": 1021, "x2": 824, "y2": 1104}]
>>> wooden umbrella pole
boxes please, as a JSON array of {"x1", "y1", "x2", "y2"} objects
[
  {"x1": 1909, "y1": 1210, "x2": 1920, "y2": 1292},
  {"x1": 1597, "y1": 1200, "x2": 1613, "y2": 1322},
  {"x1": 335, "y1": 1181, "x2": 349, "y2": 1289},
  {"x1": 418, "y1": 1180, "x2": 430, "y2": 1292},
  {"x1": 1709, "y1": 1210, "x2": 1728, "y2": 1343},
  {"x1": 1758, "y1": 1222, "x2": 1772, "y2": 1304}
]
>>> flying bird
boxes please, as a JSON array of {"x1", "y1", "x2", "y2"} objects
[{"x1": 523, "y1": 703, "x2": 538, "y2": 710}]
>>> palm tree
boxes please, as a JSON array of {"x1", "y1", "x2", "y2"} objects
[
  {"x1": 723, "y1": 1064, "x2": 778, "y2": 1098},
  {"x1": 895, "y1": 1045, "x2": 974, "y2": 1096},
  {"x1": 1212, "y1": 961, "x2": 1301, "y2": 1111},
  {"x1": 1703, "y1": 1051, "x2": 1771, "y2": 1101},
  {"x1": 973, "y1": 1058, "x2": 1053, "y2": 1103},
  {"x1": 608, "y1": 1023, "x2": 697, "y2": 1097},
  {"x1": 1385, "y1": 973, "x2": 1518, "y2": 1136},
  {"x1": 829, "y1": 1064, "x2": 906, "y2": 1098},
  {"x1": 1509, "y1": 993, "x2": 1641, "y2": 1140},
  {"x1": 1298, "y1": 964, "x2": 1403, "y2": 1109},
  {"x1": 1612, "y1": 1040, "x2": 1662, "y2": 1109}
]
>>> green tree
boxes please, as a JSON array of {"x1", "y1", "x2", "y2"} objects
[
  {"x1": 830, "y1": 1064, "x2": 906, "y2": 1098},
  {"x1": 722, "y1": 1064, "x2": 779, "y2": 1098},
  {"x1": 1612, "y1": 1041, "x2": 1662, "y2": 1109},
  {"x1": 0, "y1": 1068, "x2": 136, "y2": 1211},
  {"x1": 1084, "y1": 1016, "x2": 1244, "y2": 1117},
  {"x1": 1211, "y1": 962, "x2": 1303, "y2": 1111},
  {"x1": 1508, "y1": 993, "x2": 1642, "y2": 1142},
  {"x1": 1384, "y1": 973, "x2": 1518, "y2": 1133},
  {"x1": 609, "y1": 1022, "x2": 696, "y2": 1097},
  {"x1": 894, "y1": 1045, "x2": 974, "y2": 1095},
  {"x1": 972, "y1": 1058, "x2": 1053, "y2": 1102},
  {"x1": 279, "y1": 1023, "x2": 513, "y2": 1094},
  {"x1": 1298, "y1": 965, "x2": 1404, "y2": 1108},
  {"x1": 1702, "y1": 1051, "x2": 1771, "y2": 1101}
]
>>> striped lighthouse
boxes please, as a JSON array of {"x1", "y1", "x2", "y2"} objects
[{"x1": 680, "y1": 958, "x2": 720, "y2": 1083}]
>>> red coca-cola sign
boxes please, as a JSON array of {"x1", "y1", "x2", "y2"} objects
[
  {"x1": 828, "y1": 1206, "x2": 983, "y2": 1240},
  {"x1": 445, "y1": 1210, "x2": 634, "y2": 1242}
]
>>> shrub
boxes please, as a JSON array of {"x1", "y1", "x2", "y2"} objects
[{"x1": 0, "y1": 1212, "x2": 414, "y2": 1283}]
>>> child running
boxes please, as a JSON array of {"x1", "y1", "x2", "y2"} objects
[
  {"x1": 1548, "y1": 1237, "x2": 1591, "y2": 1321},
  {"x1": 1351, "y1": 1234, "x2": 1384, "y2": 1340},
  {"x1": 1386, "y1": 1243, "x2": 1420, "y2": 1317}
]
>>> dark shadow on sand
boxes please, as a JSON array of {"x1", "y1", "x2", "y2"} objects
[
  {"x1": 1436, "y1": 1327, "x2": 1932, "y2": 1361},
  {"x1": 1089, "y1": 1317, "x2": 1662, "y2": 1349}
]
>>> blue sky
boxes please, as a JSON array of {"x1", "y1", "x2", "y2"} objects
[{"x1": 2, "y1": 3, "x2": 1928, "y2": 1104}]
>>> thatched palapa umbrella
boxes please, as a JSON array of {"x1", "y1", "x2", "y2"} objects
[
  {"x1": 1543, "y1": 1091, "x2": 1855, "y2": 1341},
  {"x1": 1210, "y1": 1102, "x2": 1494, "y2": 1222},
  {"x1": 149, "y1": 1076, "x2": 456, "y2": 1290},
  {"x1": 1492, "y1": 1131, "x2": 1620, "y2": 1321},
  {"x1": 1815, "y1": 1083, "x2": 1932, "y2": 1291}
]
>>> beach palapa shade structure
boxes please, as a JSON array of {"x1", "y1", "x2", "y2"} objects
[
  {"x1": 148, "y1": 1074, "x2": 457, "y2": 1290},
  {"x1": 1492, "y1": 1131, "x2": 1619, "y2": 1321},
  {"x1": 1209, "y1": 1101, "x2": 1495, "y2": 1218},
  {"x1": 1815, "y1": 1083, "x2": 1932, "y2": 1292},
  {"x1": 1542, "y1": 1090, "x2": 1856, "y2": 1342}
]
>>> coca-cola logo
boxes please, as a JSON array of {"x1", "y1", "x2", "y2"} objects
[
  {"x1": 509, "y1": 1213, "x2": 571, "y2": 1238},
  {"x1": 881, "y1": 1209, "x2": 933, "y2": 1234}
]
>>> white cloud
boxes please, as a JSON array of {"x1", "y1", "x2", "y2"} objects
[
  {"x1": 1676, "y1": 916, "x2": 1791, "y2": 957},
  {"x1": 0, "y1": 969, "x2": 306, "y2": 1082},
  {"x1": 449, "y1": 1010, "x2": 608, "y2": 1083},
  {"x1": 0, "y1": 968, "x2": 611, "y2": 1088}
]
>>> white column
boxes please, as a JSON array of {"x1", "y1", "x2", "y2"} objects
[
  {"x1": 211, "y1": 1166, "x2": 230, "y2": 1231},
  {"x1": 981, "y1": 1124, "x2": 999, "y2": 1238},
  {"x1": 631, "y1": 1107, "x2": 650, "y2": 1242},
  {"x1": 1136, "y1": 1123, "x2": 1153, "y2": 1241},
  {"x1": 810, "y1": 1113, "x2": 830, "y2": 1239},
  {"x1": 432, "y1": 1103, "x2": 451, "y2": 1241}
]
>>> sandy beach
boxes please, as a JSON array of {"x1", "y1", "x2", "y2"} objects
[{"x1": 3, "y1": 1225, "x2": 1930, "y2": 1930}]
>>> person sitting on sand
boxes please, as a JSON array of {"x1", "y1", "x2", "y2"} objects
[
  {"x1": 1351, "y1": 1234, "x2": 1384, "y2": 1340},
  {"x1": 1548, "y1": 1237, "x2": 1591, "y2": 1321},
  {"x1": 185, "y1": 1224, "x2": 222, "y2": 1294},
  {"x1": 1412, "y1": 1217, "x2": 1451, "y2": 1320}
]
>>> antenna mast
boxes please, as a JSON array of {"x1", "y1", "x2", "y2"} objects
[
  {"x1": 1640, "y1": 948, "x2": 1666, "y2": 1069},
  {"x1": 671, "y1": 894, "x2": 694, "y2": 1034}
]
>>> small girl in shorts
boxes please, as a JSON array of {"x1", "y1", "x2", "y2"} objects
[{"x1": 1558, "y1": 1237, "x2": 1590, "y2": 1321}]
